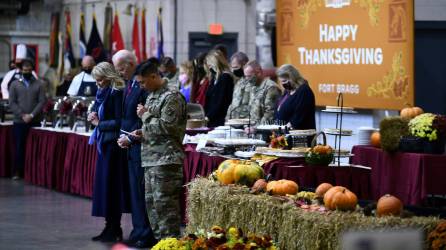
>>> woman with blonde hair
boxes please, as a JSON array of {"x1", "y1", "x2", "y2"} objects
[
  {"x1": 204, "y1": 49, "x2": 234, "y2": 127},
  {"x1": 88, "y1": 62, "x2": 129, "y2": 242},
  {"x1": 179, "y1": 60, "x2": 194, "y2": 102},
  {"x1": 275, "y1": 64, "x2": 315, "y2": 130}
]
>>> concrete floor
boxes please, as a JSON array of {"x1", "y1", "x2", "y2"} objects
[{"x1": 0, "y1": 178, "x2": 133, "y2": 250}]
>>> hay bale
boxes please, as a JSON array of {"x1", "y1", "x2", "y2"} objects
[{"x1": 186, "y1": 178, "x2": 440, "y2": 250}]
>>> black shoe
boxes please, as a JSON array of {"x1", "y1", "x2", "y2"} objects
[
  {"x1": 91, "y1": 226, "x2": 123, "y2": 242},
  {"x1": 100, "y1": 227, "x2": 123, "y2": 243},
  {"x1": 122, "y1": 238, "x2": 136, "y2": 246},
  {"x1": 92, "y1": 226, "x2": 109, "y2": 241}
]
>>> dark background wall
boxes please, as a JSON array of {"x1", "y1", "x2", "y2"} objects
[{"x1": 415, "y1": 21, "x2": 446, "y2": 115}]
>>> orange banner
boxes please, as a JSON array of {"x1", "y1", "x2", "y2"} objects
[{"x1": 277, "y1": 0, "x2": 414, "y2": 110}]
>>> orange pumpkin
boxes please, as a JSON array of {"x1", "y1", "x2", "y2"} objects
[
  {"x1": 215, "y1": 159, "x2": 264, "y2": 186},
  {"x1": 376, "y1": 194, "x2": 403, "y2": 217},
  {"x1": 313, "y1": 145, "x2": 333, "y2": 154},
  {"x1": 400, "y1": 106, "x2": 424, "y2": 120},
  {"x1": 315, "y1": 183, "x2": 333, "y2": 198},
  {"x1": 324, "y1": 186, "x2": 358, "y2": 211},
  {"x1": 370, "y1": 131, "x2": 381, "y2": 148},
  {"x1": 215, "y1": 160, "x2": 238, "y2": 184},
  {"x1": 266, "y1": 180, "x2": 299, "y2": 196}
]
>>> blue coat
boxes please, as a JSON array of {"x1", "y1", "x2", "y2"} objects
[{"x1": 92, "y1": 88, "x2": 130, "y2": 217}]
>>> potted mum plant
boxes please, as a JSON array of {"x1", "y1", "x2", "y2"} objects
[{"x1": 402, "y1": 113, "x2": 446, "y2": 154}]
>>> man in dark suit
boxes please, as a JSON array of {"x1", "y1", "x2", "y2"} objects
[{"x1": 114, "y1": 50, "x2": 156, "y2": 248}]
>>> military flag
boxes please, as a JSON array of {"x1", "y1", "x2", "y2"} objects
[
  {"x1": 87, "y1": 13, "x2": 106, "y2": 63},
  {"x1": 132, "y1": 7, "x2": 141, "y2": 63},
  {"x1": 111, "y1": 10, "x2": 124, "y2": 55}
]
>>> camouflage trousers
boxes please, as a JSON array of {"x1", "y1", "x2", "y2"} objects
[{"x1": 144, "y1": 164, "x2": 183, "y2": 240}]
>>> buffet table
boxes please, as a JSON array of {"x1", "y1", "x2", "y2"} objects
[
  {"x1": 0, "y1": 122, "x2": 14, "y2": 177},
  {"x1": 351, "y1": 145, "x2": 446, "y2": 205}
]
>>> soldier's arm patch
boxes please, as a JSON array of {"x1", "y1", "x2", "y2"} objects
[{"x1": 161, "y1": 94, "x2": 181, "y2": 124}]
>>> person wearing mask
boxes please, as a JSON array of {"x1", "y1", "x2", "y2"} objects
[
  {"x1": 114, "y1": 50, "x2": 157, "y2": 248},
  {"x1": 178, "y1": 61, "x2": 193, "y2": 103},
  {"x1": 1, "y1": 44, "x2": 38, "y2": 99},
  {"x1": 204, "y1": 50, "x2": 234, "y2": 127},
  {"x1": 158, "y1": 57, "x2": 179, "y2": 90},
  {"x1": 8, "y1": 58, "x2": 46, "y2": 180},
  {"x1": 67, "y1": 55, "x2": 97, "y2": 97},
  {"x1": 130, "y1": 61, "x2": 186, "y2": 240},
  {"x1": 275, "y1": 64, "x2": 316, "y2": 129},
  {"x1": 88, "y1": 62, "x2": 129, "y2": 242},
  {"x1": 226, "y1": 52, "x2": 250, "y2": 120},
  {"x1": 191, "y1": 52, "x2": 208, "y2": 106},
  {"x1": 243, "y1": 60, "x2": 281, "y2": 126}
]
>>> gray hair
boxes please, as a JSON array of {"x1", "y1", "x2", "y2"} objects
[
  {"x1": 276, "y1": 64, "x2": 306, "y2": 89},
  {"x1": 112, "y1": 50, "x2": 137, "y2": 65},
  {"x1": 230, "y1": 52, "x2": 249, "y2": 66},
  {"x1": 244, "y1": 60, "x2": 262, "y2": 71},
  {"x1": 92, "y1": 62, "x2": 125, "y2": 89}
]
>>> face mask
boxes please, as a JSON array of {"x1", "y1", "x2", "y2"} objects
[
  {"x1": 232, "y1": 68, "x2": 244, "y2": 78},
  {"x1": 22, "y1": 72, "x2": 32, "y2": 80},
  {"x1": 83, "y1": 68, "x2": 92, "y2": 74},
  {"x1": 179, "y1": 73, "x2": 189, "y2": 84},
  {"x1": 282, "y1": 80, "x2": 293, "y2": 91},
  {"x1": 210, "y1": 68, "x2": 216, "y2": 75}
]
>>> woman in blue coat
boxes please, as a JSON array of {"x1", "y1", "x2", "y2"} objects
[{"x1": 88, "y1": 62, "x2": 129, "y2": 242}]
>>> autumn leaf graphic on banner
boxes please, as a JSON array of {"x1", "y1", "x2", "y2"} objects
[{"x1": 367, "y1": 51, "x2": 409, "y2": 100}]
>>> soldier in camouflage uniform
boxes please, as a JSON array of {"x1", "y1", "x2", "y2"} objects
[
  {"x1": 226, "y1": 52, "x2": 251, "y2": 120},
  {"x1": 131, "y1": 61, "x2": 186, "y2": 240},
  {"x1": 244, "y1": 60, "x2": 282, "y2": 125}
]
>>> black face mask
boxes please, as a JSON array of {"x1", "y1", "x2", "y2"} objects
[
  {"x1": 232, "y1": 68, "x2": 244, "y2": 78},
  {"x1": 210, "y1": 68, "x2": 216, "y2": 75},
  {"x1": 83, "y1": 68, "x2": 92, "y2": 74},
  {"x1": 22, "y1": 72, "x2": 32, "y2": 80},
  {"x1": 282, "y1": 81, "x2": 293, "y2": 91}
]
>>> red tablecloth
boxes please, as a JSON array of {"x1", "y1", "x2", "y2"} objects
[
  {"x1": 24, "y1": 129, "x2": 69, "y2": 190},
  {"x1": 23, "y1": 128, "x2": 97, "y2": 198},
  {"x1": 62, "y1": 133, "x2": 97, "y2": 197},
  {"x1": 0, "y1": 123, "x2": 14, "y2": 177},
  {"x1": 351, "y1": 145, "x2": 446, "y2": 205},
  {"x1": 263, "y1": 158, "x2": 372, "y2": 200}
]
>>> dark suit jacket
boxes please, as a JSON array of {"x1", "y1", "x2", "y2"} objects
[
  {"x1": 94, "y1": 88, "x2": 123, "y2": 144},
  {"x1": 121, "y1": 80, "x2": 148, "y2": 133}
]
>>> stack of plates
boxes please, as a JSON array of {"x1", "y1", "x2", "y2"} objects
[{"x1": 357, "y1": 127, "x2": 378, "y2": 145}]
